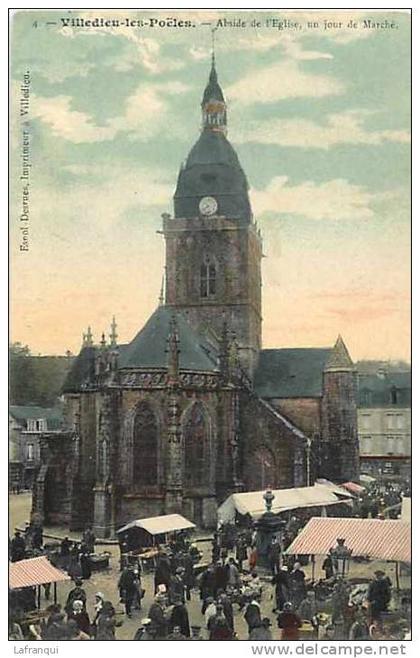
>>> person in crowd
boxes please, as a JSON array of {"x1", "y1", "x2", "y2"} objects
[
  {"x1": 218, "y1": 591, "x2": 234, "y2": 632},
  {"x1": 65, "y1": 578, "x2": 87, "y2": 614},
  {"x1": 244, "y1": 594, "x2": 262, "y2": 636},
  {"x1": 80, "y1": 548, "x2": 92, "y2": 580},
  {"x1": 67, "y1": 618, "x2": 90, "y2": 641},
  {"x1": 277, "y1": 601, "x2": 302, "y2": 641},
  {"x1": 95, "y1": 601, "x2": 120, "y2": 641},
  {"x1": 297, "y1": 591, "x2": 317, "y2": 622},
  {"x1": 148, "y1": 592, "x2": 168, "y2": 639},
  {"x1": 226, "y1": 556, "x2": 240, "y2": 588},
  {"x1": 235, "y1": 535, "x2": 248, "y2": 572},
  {"x1": 169, "y1": 566, "x2": 186, "y2": 604},
  {"x1": 181, "y1": 551, "x2": 194, "y2": 601},
  {"x1": 43, "y1": 611, "x2": 68, "y2": 640},
  {"x1": 60, "y1": 536, "x2": 72, "y2": 571},
  {"x1": 68, "y1": 599, "x2": 91, "y2": 636},
  {"x1": 349, "y1": 608, "x2": 370, "y2": 641},
  {"x1": 170, "y1": 598, "x2": 191, "y2": 638},
  {"x1": 211, "y1": 533, "x2": 221, "y2": 562},
  {"x1": 90, "y1": 592, "x2": 104, "y2": 638},
  {"x1": 204, "y1": 596, "x2": 217, "y2": 628},
  {"x1": 288, "y1": 562, "x2": 306, "y2": 608},
  {"x1": 166, "y1": 625, "x2": 187, "y2": 641},
  {"x1": 268, "y1": 537, "x2": 281, "y2": 576},
  {"x1": 367, "y1": 570, "x2": 392, "y2": 622},
  {"x1": 68, "y1": 543, "x2": 82, "y2": 580},
  {"x1": 32, "y1": 524, "x2": 43, "y2": 551},
  {"x1": 209, "y1": 606, "x2": 233, "y2": 641},
  {"x1": 82, "y1": 527, "x2": 96, "y2": 554},
  {"x1": 118, "y1": 565, "x2": 138, "y2": 617},
  {"x1": 273, "y1": 565, "x2": 290, "y2": 613},
  {"x1": 198, "y1": 565, "x2": 216, "y2": 613},
  {"x1": 249, "y1": 546, "x2": 258, "y2": 572},
  {"x1": 155, "y1": 551, "x2": 172, "y2": 594},
  {"x1": 190, "y1": 624, "x2": 205, "y2": 640},
  {"x1": 322, "y1": 553, "x2": 334, "y2": 580},
  {"x1": 213, "y1": 559, "x2": 228, "y2": 594},
  {"x1": 249, "y1": 618, "x2": 273, "y2": 641},
  {"x1": 11, "y1": 531, "x2": 26, "y2": 562},
  {"x1": 134, "y1": 618, "x2": 157, "y2": 641}
]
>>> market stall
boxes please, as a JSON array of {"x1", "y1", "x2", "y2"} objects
[
  {"x1": 117, "y1": 513, "x2": 196, "y2": 569},
  {"x1": 218, "y1": 483, "x2": 354, "y2": 524},
  {"x1": 9, "y1": 555, "x2": 71, "y2": 610},
  {"x1": 284, "y1": 516, "x2": 411, "y2": 588}
]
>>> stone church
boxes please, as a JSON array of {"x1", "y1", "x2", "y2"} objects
[{"x1": 32, "y1": 59, "x2": 360, "y2": 537}]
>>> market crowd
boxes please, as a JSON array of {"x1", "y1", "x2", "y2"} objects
[{"x1": 9, "y1": 504, "x2": 411, "y2": 642}]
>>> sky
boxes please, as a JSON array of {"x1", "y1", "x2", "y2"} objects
[{"x1": 10, "y1": 9, "x2": 411, "y2": 361}]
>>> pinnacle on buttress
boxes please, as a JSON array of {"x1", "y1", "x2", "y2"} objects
[
  {"x1": 158, "y1": 273, "x2": 165, "y2": 306},
  {"x1": 100, "y1": 332, "x2": 107, "y2": 349},
  {"x1": 166, "y1": 315, "x2": 180, "y2": 381},
  {"x1": 85, "y1": 326, "x2": 93, "y2": 347},
  {"x1": 109, "y1": 316, "x2": 118, "y2": 348}
]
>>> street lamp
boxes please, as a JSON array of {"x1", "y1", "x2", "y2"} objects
[{"x1": 330, "y1": 538, "x2": 353, "y2": 577}]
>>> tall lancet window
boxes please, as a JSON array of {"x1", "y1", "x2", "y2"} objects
[
  {"x1": 183, "y1": 403, "x2": 210, "y2": 488},
  {"x1": 200, "y1": 259, "x2": 216, "y2": 298},
  {"x1": 132, "y1": 401, "x2": 158, "y2": 487}
]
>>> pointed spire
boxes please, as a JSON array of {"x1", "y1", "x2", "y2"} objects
[
  {"x1": 201, "y1": 32, "x2": 226, "y2": 134},
  {"x1": 325, "y1": 335, "x2": 354, "y2": 371},
  {"x1": 85, "y1": 326, "x2": 93, "y2": 347},
  {"x1": 109, "y1": 316, "x2": 118, "y2": 348}
]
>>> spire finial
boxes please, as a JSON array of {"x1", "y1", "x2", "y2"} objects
[{"x1": 211, "y1": 26, "x2": 217, "y2": 69}]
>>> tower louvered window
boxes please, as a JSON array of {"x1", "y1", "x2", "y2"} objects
[{"x1": 200, "y1": 262, "x2": 216, "y2": 297}]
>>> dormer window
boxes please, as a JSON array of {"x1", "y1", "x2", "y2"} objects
[{"x1": 200, "y1": 261, "x2": 216, "y2": 298}]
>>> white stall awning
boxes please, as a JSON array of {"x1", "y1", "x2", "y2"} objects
[
  {"x1": 218, "y1": 483, "x2": 354, "y2": 524},
  {"x1": 118, "y1": 513, "x2": 195, "y2": 536}
]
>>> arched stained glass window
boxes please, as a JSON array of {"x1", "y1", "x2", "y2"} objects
[
  {"x1": 184, "y1": 403, "x2": 209, "y2": 488},
  {"x1": 133, "y1": 402, "x2": 158, "y2": 487}
]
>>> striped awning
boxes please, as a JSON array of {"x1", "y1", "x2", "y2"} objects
[
  {"x1": 9, "y1": 556, "x2": 71, "y2": 589},
  {"x1": 341, "y1": 482, "x2": 365, "y2": 495},
  {"x1": 285, "y1": 517, "x2": 411, "y2": 563}
]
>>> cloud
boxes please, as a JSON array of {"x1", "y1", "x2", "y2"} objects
[
  {"x1": 234, "y1": 110, "x2": 411, "y2": 148},
  {"x1": 31, "y1": 80, "x2": 189, "y2": 143},
  {"x1": 251, "y1": 176, "x2": 380, "y2": 220},
  {"x1": 227, "y1": 60, "x2": 344, "y2": 105}
]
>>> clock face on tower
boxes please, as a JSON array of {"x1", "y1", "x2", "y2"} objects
[{"x1": 199, "y1": 196, "x2": 218, "y2": 216}]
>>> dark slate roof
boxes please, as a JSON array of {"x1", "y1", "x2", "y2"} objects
[
  {"x1": 9, "y1": 405, "x2": 63, "y2": 430},
  {"x1": 202, "y1": 62, "x2": 225, "y2": 104},
  {"x1": 358, "y1": 371, "x2": 411, "y2": 408},
  {"x1": 254, "y1": 348, "x2": 332, "y2": 399},
  {"x1": 174, "y1": 131, "x2": 251, "y2": 221},
  {"x1": 62, "y1": 345, "x2": 97, "y2": 393},
  {"x1": 118, "y1": 306, "x2": 218, "y2": 371}
]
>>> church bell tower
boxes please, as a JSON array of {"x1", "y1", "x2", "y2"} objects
[{"x1": 163, "y1": 56, "x2": 262, "y2": 376}]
